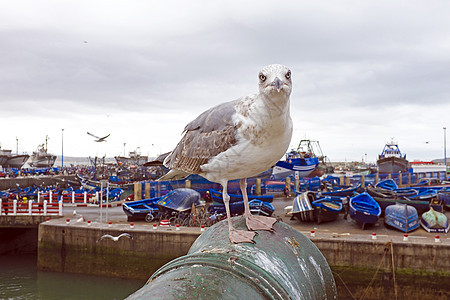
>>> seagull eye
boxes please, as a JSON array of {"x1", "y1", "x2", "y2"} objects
[
  {"x1": 285, "y1": 71, "x2": 291, "y2": 80},
  {"x1": 259, "y1": 73, "x2": 266, "y2": 82}
]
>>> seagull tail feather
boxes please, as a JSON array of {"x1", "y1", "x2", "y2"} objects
[{"x1": 158, "y1": 169, "x2": 191, "y2": 181}]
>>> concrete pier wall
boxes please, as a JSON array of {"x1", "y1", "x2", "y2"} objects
[
  {"x1": 314, "y1": 237, "x2": 450, "y2": 273},
  {"x1": 37, "y1": 221, "x2": 450, "y2": 281},
  {"x1": 37, "y1": 221, "x2": 200, "y2": 280}
]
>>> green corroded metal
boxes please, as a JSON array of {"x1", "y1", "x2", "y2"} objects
[{"x1": 127, "y1": 216, "x2": 337, "y2": 299}]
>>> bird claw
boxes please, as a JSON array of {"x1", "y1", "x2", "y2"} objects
[
  {"x1": 229, "y1": 229, "x2": 256, "y2": 244},
  {"x1": 246, "y1": 215, "x2": 277, "y2": 232}
]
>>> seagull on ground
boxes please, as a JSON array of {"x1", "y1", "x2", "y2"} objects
[
  {"x1": 160, "y1": 64, "x2": 293, "y2": 243},
  {"x1": 97, "y1": 233, "x2": 132, "y2": 242}
]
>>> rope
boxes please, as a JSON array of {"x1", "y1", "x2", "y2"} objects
[
  {"x1": 359, "y1": 241, "x2": 391, "y2": 300},
  {"x1": 390, "y1": 241, "x2": 398, "y2": 300},
  {"x1": 331, "y1": 269, "x2": 357, "y2": 300}
]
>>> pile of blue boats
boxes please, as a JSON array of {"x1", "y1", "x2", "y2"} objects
[
  {"x1": 290, "y1": 178, "x2": 450, "y2": 233},
  {"x1": 0, "y1": 185, "x2": 123, "y2": 203}
]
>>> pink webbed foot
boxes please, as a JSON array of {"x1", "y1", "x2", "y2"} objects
[
  {"x1": 245, "y1": 215, "x2": 277, "y2": 232},
  {"x1": 229, "y1": 229, "x2": 256, "y2": 244}
]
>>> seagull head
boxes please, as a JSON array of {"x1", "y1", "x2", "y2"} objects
[{"x1": 258, "y1": 64, "x2": 292, "y2": 97}]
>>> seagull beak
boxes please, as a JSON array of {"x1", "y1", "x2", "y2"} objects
[{"x1": 272, "y1": 77, "x2": 283, "y2": 92}]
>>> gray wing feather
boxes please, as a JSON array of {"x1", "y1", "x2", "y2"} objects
[{"x1": 165, "y1": 99, "x2": 239, "y2": 174}]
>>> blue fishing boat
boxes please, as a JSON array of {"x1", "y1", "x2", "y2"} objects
[
  {"x1": 349, "y1": 192, "x2": 381, "y2": 229},
  {"x1": 208, "y1": 201, "x2": 244, "y2": 215},
  {"x1": 321, "y1": 183, "x2": 361, "y2": 197},
  {"x1": 384, "y1": 203, "x2": 419, "y2": 232},
  {"x1": 393, "y1": 187, "x2": 418, "y2": 198},
  {"x1": 437, "y1": 191, "x2": 450, "y2": 210},
  {"x1": 122, "y1": 197, "x2": 160, "y2": 221},
  {"x1": 208, "y1": 199, "x2": 274, "y2": 217},
  {"x1": 208, "y1": 188, "x2": 273, "y2": 203},
  {"x1": 248, "y1": 199, "x2": 275, "y2": 217},
  {"x1": 156, "y1": 188, "x2": 201, "y2": 213},
  {"x1": 406, "y1": 189, "x2": 438, "y2": 201},
  {"x1": 312, "y1": 196, "x2": 343, "y2": 224},
  {"x1": 375, "y1": 179, "x2": 398, "y2": 191},
  {"x1": 271, "y1": 140, "x2": 323, "y2": 179},
  {"x1": 291, "y1": 191, "x2": 316, "y2": 222}
]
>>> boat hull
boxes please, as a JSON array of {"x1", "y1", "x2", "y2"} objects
[
  {"x1": 30, "y1": 155, "x2": 57, "y2": 168},
  {"x1": 4, "y1": 155, "x2": 30, "y2": 168},
  {"x1": 377, "y1": 157, "x2": 409, "y2": 174},
  {"x1": 349, "y1": 193, "x2": 381, "y2": 229},
  {"x1": 313, "y1": 197, "x2": 342, "y2": 224},
  {"x1": 291, "y1": 191, "x2": 316, "y2": 222},
  {"x1": 272, "y1": 158, "x2": 320, "y2": 180},
  {"x1": 384, "y1": 203, "x2": 419, "y2": 232},
  {"x1": 420, "y1": 209, "x2": 450, "y2": 233}
]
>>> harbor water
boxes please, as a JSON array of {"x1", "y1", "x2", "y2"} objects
[{"x1": 0, "y1": 254, "x2": 144, "y2": 300}]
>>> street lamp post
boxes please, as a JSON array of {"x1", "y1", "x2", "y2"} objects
[
  {"x1": 444, "y1": 127, "x2": 447, "y2": 173},
  {"x1": 61, "y1": 129, "x2": 64, "y2": 168}
]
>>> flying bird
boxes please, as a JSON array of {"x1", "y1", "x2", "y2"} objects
[
  {"x1": 160, "y1": 64, "x2": 293, "y2": 243},
  {"x1": 87, "y1": 132, "x2": 110, "y2": 142},
  {"x1": 97, "y1": 233, "x2": 132, "y2": 242}
]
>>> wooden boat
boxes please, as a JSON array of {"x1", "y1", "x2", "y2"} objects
[
  {"x1": 406, "y1": 189, "x2": 438, "y2": 201},
  {"x1": 208, "y1": 201, "x2": 245, "y2": 215},
  {"x1": 271, "y1": 140, "x2": 322, "y2": 179},
  {"x1": 156, "y1": 188, "x2": 201, "y2": 213},
  {"x1": 366, "y1": 187, "x2": 397, "y2": 199},
  {"x1": 208, "y1": 199, "x2": 274, "y2": 216},
  {"x1": 349, "y1": 192, "x2": 381, "y2": 229},
  {"x1": 371, "y1": 195, "x2": 430, "y2": 216},
  {"x1": 291, "y1": 191, "x2": 316, "y2": 222},
  {"x1": 312, "y1": 196, "x2": 343, "y2": 224},
  {"x1": 375, "y1": 179, "x2": 398, "y2": 190},
  {"x1": 320, "y1": 183, "x2": 361, "y2": 197},
  {"x1": 249, "y1": 199, "x2": 275, "y2": 217},
  {"x1": 209, "y1": 188, "x2": 273, "y2": 204},
  {"x1": 122, "y1": 197, "x2": 160, "y2": 221},
  {"x1": 420, "y1": 208, "x2": 449, "y2": 233},
  {"x1": 384, "y1": 203, "x2": 419, "y2": 232},
  {"x1": 437, "y1": 191, "x2": 450, "y2": 210}
]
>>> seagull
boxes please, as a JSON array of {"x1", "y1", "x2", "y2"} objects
[
  {"x1": 97, "y1": 233, "x2": 132, "y2": 242},
  {"x1": 160, "y1": 64, "x2": 293, "y2": 243},
  {"x1": 87, "y1": 132, "x2": 110, "y2": 142}
]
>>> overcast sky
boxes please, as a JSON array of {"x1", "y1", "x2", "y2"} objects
[{"x1": 1, "y1": 0, "x2": 449, "y2": 163}]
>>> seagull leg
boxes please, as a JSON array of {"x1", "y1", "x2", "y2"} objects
[
  {"x1": 241, "y1": 178, "x2": 277, "y2": 231},
  {"x1": 222, "y1": 181, "x2": 255, "y2": 244}
]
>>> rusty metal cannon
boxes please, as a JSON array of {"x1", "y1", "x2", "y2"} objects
[{"x1": 127, "y1": 216, "x2": 337, "y2": 299}]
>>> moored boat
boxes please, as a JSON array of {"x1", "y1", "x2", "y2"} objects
[
  {"x1": 29, "y1": 137, "x2": 57, "y2": 168},
  {"x1": 384, "y1": 203, "x2": 419, "y2": 232},
  {"x1": 271, "y1": 140, "x2": 324, "y2": 179},
  {"x1": 115, "y1": 147, "x2": 148, "y2": 166},
  {"x1": 349, "y1": 192, "x2": 381, "y2": 229},
  {"x1": 4, "y1": 154, "x2": 30, "y2": 169},
  {"x1": 248, "y1": 199, "x2": 275, "y2": 217},
  {"x1": 420, "y1": 207, "x2": 449, "y2": 233},
  {"x1": 122, "y1": 197, "x2": 160, "y2": 222},
  {"x1": 208, "y1": 188, "x2": 273, "y2": 203},
  {"x1": 320, "y1": 183, "x2": 361, "y2": 197},
  {"x1": 377, "y1": 141, "x2": 409, "y2": 174},
  {"x1": 291, "y1": 191, "x2": 316, "y2": 222},
  {"x1": 438, "y1": 191, "x2": 450, "y2": 210},
  {"x1": 312, "y1": 196, "x2": 343, "y2": 224}
]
